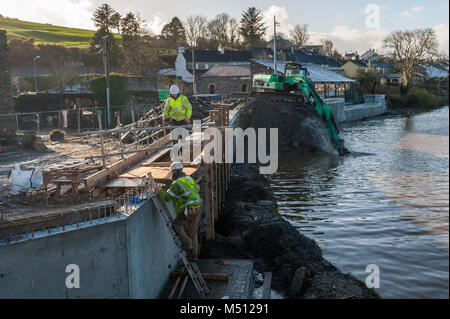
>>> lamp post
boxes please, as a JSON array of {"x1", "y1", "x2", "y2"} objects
[{"x1": 33, "y1": 55, "x2": 40, "y2": 92}]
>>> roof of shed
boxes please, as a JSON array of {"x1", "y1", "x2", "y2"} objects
[
  {"x1": 184, "y1": 50, "x2": 250, "y2": 63},
  {"x1": 201, "y1": 65, "x2": 251, "y2": 78},
  {"x1": 252, "y1": 59, "x2": 355, "y2": 83}
]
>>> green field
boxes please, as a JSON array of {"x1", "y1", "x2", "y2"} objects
[{"x1": 0, "y1": 17, "x2": 121, "y2": 48}]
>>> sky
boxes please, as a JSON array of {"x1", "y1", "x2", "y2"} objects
[{"x1": 0, "y1": 0, "x2": 448, "y2": 54}]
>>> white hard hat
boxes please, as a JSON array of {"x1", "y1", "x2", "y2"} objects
[
  {"x1": 170, "y1": 85, "x2": 180, "y2": 95},
  {"x1": 170, "y1": 161, "x2": 183, "y2": 171}
]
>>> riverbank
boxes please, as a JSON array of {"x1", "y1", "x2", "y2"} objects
[{"x1": 201, "y1": 163, "x2": 380, "y2": 299}]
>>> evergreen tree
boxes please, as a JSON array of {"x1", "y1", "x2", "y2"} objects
[
  {"x1": 161, "y1": 17, "x2": 186, "y2": 46},
  {"x1": 239, "y1": 7, "x2": 267, "y2": 48},
  {"x1": 89, "y1": 3, "x2": 121, "y2": 64}
]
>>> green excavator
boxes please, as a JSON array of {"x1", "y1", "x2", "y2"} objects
[{"x1": 252, "y1": 62, "x2": 348, "y2": 155}]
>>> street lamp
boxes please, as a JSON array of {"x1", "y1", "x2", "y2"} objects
[{"x1": 33, "y1": 56, "x2": 40, "y2": 92}]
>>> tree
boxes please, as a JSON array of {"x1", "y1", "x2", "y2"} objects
[
  {"x1": 161, "y1": 17, "x2": 186, "y2": 46},
  {"x1": 228, "y1": 18, "x2": 241, "y2": 48},
  {"x1": 207, "y1": 13, "x2": 232, "y2": 48},
  {"x1": 322, "y1": 39, "x2": 334, "y2": 56},
  {"x1": 120, "y1": 12, "x2": 141, "y2": 74},
  {"x1": 290, "y1": 24, "x2": 309, "y2": 49},
  {"x1": 184, "y1": 15, "x2": 208, "y2": 94},
  {"x1": 383, "y1": 28, "x2": 439, "y2": 92},
  {"x1": 184, "y1": 15, "x2": 208, "y2": 49},
  {"x1": 356, "y1": 69, "x2": 379, "y2": 94},
  {"x1": 89, "y1": 3, "x2": 121, "y2": 64},
  {"x1": 92, "y1": 3, "x2": 119, "y2": 32},
  {"x1": 239, "y1": 7, "x2": 267, "y2": 48}
]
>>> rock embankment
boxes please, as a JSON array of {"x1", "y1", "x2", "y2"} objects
[{"x1": 201, "y1": 163, "x2": 379, "y2": 299}]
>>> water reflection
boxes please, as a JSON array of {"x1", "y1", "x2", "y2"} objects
[{"x1": 269, "y1": 106, "x2": 449, "y2": 298}]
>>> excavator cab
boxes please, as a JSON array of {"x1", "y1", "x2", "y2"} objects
[{"x1": 285, "y1": 62, "x2": 307, "y2": 78}]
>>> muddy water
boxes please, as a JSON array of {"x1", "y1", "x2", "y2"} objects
[{"x1": 269, "y1": 106, "x2": 449, "y2": 298}]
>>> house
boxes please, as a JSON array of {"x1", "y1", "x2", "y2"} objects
[
  {"x1": 174, "y1": 46, "x2": 251, "y2": 82},
  {"x1": 198, "y1": 65, "x2": 251, "y2": 94},
  {"x1": 303, "y1": 45, "x2": 324, "y2": 54},
  {"x1": 339, "y1": 60, "x2": 369, "y2": 78},
  {"x1": 344, "y1": 51, "x2": 359, "y2": 61}
]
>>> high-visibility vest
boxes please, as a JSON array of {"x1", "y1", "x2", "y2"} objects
[
  {"x1": 159, "y1": 175, "x2": 201, "y2": 215},
  {"x1": 163, "y1": 95, "x2": 192, "y2": 121}
]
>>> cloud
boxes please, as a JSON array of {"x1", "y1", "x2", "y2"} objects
[
  {"x1": 146, "y1": 11, "x2": 170, "y2": 35},
  {"x1": 262, "y1": 5, "x2": 293, "y2": 39},
  {"x1": 309, "y1": 25, "x2": 391, "y2": 54},
  {"x1": 433, "y1": 23, "x2": 449, "y2": 55},
  {"x1": 0, "y1": 0, "x2": 95, "y2": 29},
  {"x1": 401, "y1": 6, "x2": 423, "y2": 18}
]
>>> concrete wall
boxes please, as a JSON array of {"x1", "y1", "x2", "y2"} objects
[
  {"x1": 325, "y1": 95, "x2": 386, "y2": 123},
  {"x1": 324, "y1": 98, "x2": 346, "y2": 123},
  {"x1": 126, "y1": 77, "x2": 157, "y2": 92},
  {"x1": 0, "y1": 199, "x2": 179, "y2": 298},
  {"x1": 125, "y1": 199, "x2": 179, "y2": 298}
]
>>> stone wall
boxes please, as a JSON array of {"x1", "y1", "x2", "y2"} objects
[
  {"x1": 0, "y1": 30, "x2": 15, "y2": 134},
  {"x1": 198, "y1": 76, "x2": 251, "y2": 95}
]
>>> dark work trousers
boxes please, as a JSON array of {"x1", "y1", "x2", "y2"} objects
[{"x1": 172, "y1": 207, "x2": 201, "y2": 259}]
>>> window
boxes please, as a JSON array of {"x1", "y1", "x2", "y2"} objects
[
  {"x1": 241, "y1": 84, "x2": 248, "y2": 93},
  {"x1": 209, "y1": 84, "x2": 216, "y2": 94}
]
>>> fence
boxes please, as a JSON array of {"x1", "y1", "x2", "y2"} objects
[{"x1": 0, "y1": 104, "x2": 163, "y2": 134}]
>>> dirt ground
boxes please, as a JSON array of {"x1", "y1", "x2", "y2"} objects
[{"x1": 0, "y1": 135, "x2": 122, "y2": 218}]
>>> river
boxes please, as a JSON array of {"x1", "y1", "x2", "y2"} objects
[{"x1": 269, "y1": 106, "x2": 449, "y2": 299}]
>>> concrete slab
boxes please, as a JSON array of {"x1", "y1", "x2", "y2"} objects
[{"x1": 162, "y1": 259, "x2": 254, "y2": 299}]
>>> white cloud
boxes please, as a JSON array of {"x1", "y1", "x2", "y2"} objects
[
  {"x1": 433, "y1": 23, "x2": 449, "y2": 55},
  {"x1": 309, "y1": 25, "x2": 391, "y2": 55},
  {"x1": 262, "y1": 5, "x2": 293, "y2": 39},
  {"x1": 146, "y1": 11, "x2": 170, "y2": 35},
  {"x1": 401, "y1": 6, "x2": 423, "y2": 18},
  {"x1": 0, "y1": 0, "x2": 95, "y2": 29}
]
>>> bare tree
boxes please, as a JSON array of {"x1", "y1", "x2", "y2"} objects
[
  {"x1": 184, "y1": 15, "x2": 208, "y2": 94},
  {"x1": 290, "y1": 24, "x2": 309, "y2": 49},
  {"x1": 322, "y1": 39, "x2": 334, "y2": 56},
  {"x1": 228, "y1": 18, "x2": 241, "y2": 48},
  {"x1": 208, "y1": 13, "x2": 231, "y2": 48},
  {"x1": 184, "y1": 15, "x2": 208, "y2": 49},
  {"x1": 383, "y1": 28, "x2": 439, "y2": 89}
]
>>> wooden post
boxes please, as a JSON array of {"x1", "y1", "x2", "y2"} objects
[
  {"x1": 204, "y1": 163, "x2": 214, "y2": 240},
  {"x1": 131, "y1": 108, "x2": 135, "y2": 123},
  {"x1": 100, "y1": 133, "x2": 106, "y2": 168},
  {"x1": 97, "y1": 114, "x2": 102, "y2": 130}
]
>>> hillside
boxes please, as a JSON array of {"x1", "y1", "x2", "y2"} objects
[{"x1": 0, "y1": 17, "x2": 120, "y2": 48}]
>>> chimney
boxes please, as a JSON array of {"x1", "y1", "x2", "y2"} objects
[
  {"x1": 178, "y1": 46, "x2": 185, "y2": 54},
  {"x1": 291, "y1": 46, "x2": 294, "y2": 54},
  {"x1": 218, "y1": 45, "x2": 225, "y2": 54}
]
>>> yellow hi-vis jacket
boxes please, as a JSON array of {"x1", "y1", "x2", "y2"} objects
[
  {"x1": 159, "y1": 175, "x2": 202, "y2": 216},
  {"x1": 163, "y1": 95, "x2": 192, "y2": 122}
]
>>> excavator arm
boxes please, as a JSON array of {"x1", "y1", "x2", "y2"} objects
[{"x1": 296, "y1": 77, "x2": 348, "y2": 155}]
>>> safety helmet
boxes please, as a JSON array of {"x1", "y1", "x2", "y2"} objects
[
  {"x1": 170, "y1": 85, "x2": 180, "y2": 95},
  {"x1": 170, "y1": 161, "x2": 183, "y2": 171}
]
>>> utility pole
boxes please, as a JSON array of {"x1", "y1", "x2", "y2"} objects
[
  {"x1": 273, "y1": 16, "x2": 280, "y2": 75},
  {"x1": 192, "y1": 48, "x2": 197, "y2": 95},
  {"x1": 33, "y1": 56, "x2": 40, "y2": 92},
  {"x1": 102, "y1": 36, "x2": 111, "y2": 128}
]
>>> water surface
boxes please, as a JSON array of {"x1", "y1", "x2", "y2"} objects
[{"x1": 269, "y1": 106, "x2": 449, "y2": 298}]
